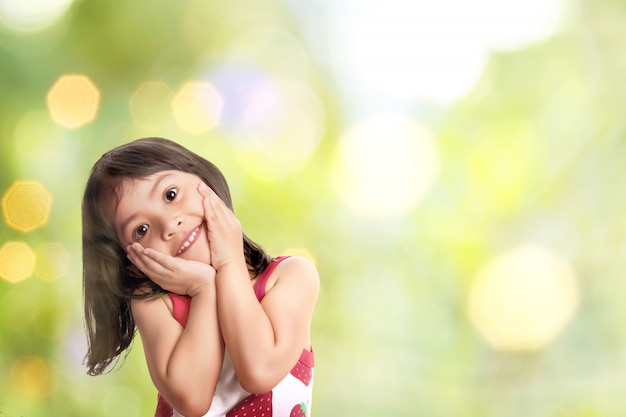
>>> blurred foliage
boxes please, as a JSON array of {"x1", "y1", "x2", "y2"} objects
[{"x1": 1, "y1": 0, "x2": 626, "y2": 416}]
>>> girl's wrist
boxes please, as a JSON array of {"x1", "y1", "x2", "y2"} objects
[
  {"x1": 214, "y1": 259, "x2": 249, "y2": 281},
  {"x1": 187, "y1": 281, "x2": 215, "y2": 298}
]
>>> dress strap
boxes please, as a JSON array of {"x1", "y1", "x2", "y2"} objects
[
  {"x1": 168, "y1": 293, "x2": 191, "y2": 327},
  {"x1": 253, "y1": 256, "x2": 290, "y2": 301}
]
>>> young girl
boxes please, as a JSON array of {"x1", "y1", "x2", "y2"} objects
[{"x1": 82, "y1": 137, "x2": 319, "y2": 417}]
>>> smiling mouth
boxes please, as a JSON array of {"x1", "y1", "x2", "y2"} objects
[{"x1": 177, "y1": 226, "x2": 201, "y2": 255}]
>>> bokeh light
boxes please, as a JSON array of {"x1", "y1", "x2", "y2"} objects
[
  {"x1": 0, "y1": 242, "x2": 35, "y2": 283},
  {"x1": 327, "y1": 0, "x2": 566, "y2": 102},
  {"x1": 172, "y1": 81, "x2": 223, "y2": 135},
  {"x1": 477, "y1": 0, "x2": 565, "y2": 52},
  {"x1": 0, "y1": 0, "x2": 74, "y2": 33},
  {"x1": 236, "y1": 79, "x2": 325, "y2": 179},
  {"x1": 331, "y1": 113, "x2": 440, "y2": 218},
  {"x1": 10, "y1": 356, "x2": 54, "y2": 398},
  {"x1": 129, "y1": 81, "x2": 174, "y2": 130},
  {"x1": 467, "y1": 244, "x2": 579, "y2": 351},
  {"x1": 2, "y1": 180, "x2": 52, "y2": 232},
  {"x1": 209, "y1": 64, "x2": 268, "y2": 128},
  {"x1": 47, "y1": 74, "x2": 100, "y2": 129},
  {"x1": 347, "y1": 0, "x2": 486, "y2": 102},
  {"x1": 34, "y1": 242, "x2": 70, "y2": 281}
]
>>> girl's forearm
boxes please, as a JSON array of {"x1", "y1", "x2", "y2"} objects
[
  {"x1": 215, "y1": 262, "x2": 293, "y2": 393},
  {"x1": 164, "y1": 288, "x2": 224, "y2": 415}
]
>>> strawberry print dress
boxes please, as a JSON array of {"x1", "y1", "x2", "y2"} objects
[{"x1": 155, "y1": 256, "x2": 315, "y2": 417}]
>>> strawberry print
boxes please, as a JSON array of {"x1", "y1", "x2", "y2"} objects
[
  {"x1": 290, "y1": 361, "x2": 312, "y2": 386},
  {"x1": 226, "y1": 391, "x2": 273, "y2": 417},
  {"x1": 290, "y1": 401, "x2": 309, "y2": 417}
]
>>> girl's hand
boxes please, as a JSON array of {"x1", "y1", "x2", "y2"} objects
[
  {"x1": 127, "y1": 242, "x2": 216, "y2": 297},
  {"x1": 197, "y1": 183, "x2": 245, "y2": 271}
]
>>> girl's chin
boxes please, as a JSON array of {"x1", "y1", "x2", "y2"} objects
[{"x1": 180, "y1": 244, "x2": 211, "y2": 264}]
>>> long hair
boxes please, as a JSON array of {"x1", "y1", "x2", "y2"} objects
[{"x1": 82, "y1": 137, "x2": 272, "y2": 375}]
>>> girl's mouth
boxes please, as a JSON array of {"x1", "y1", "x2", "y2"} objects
[{"x1": 177, "y1": 225, "x2": 201, "y2": 255}]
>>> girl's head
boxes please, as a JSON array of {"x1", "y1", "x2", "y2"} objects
[
  {"x1": 114, "y1": 169, "x2": 213, "y2": 265},
  {"x1": 82, "y1": 137, "x2": 270, "y2": 375}
]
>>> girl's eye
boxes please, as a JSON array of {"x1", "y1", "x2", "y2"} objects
[
  {"x1": 134, "y1": 224, "x2": 149, "y2": 240},
  {"x1": 164, "y1": 188, "x2": 177, "y2": 203}
]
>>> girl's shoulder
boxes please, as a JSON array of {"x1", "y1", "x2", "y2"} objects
[
  {"x1": 131, "y1": 286, "x2": 175, "y2": 316},
  {"x1": 262, "y1": 255, "x2": 319, "y2": 297}
]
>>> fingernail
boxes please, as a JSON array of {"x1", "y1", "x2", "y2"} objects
[{"x1": 199, "y1": 182, "x2": 208, "y2": 190}]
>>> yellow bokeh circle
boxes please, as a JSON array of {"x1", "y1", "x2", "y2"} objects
[
  {"x1": 0, "y1": 242, "x2": 36, "y2": 283},
  {"x1": 331, "y1": 113, "x2": 440, "y2": 218},
  {"x1": 10, "y1": 356, "x2": 54, "y2": 398},
  {"x1": 47, "y1": 74, "x2": 100, "y2": 129},
  {"x1": 35, "y1": 242, "x2": 70, "y2": 281},
  {"x1": 467, "y1": 244, "x2": 579, "y2": 351},
  {"x1": 2, "y1": 180, "x2": 52, "y2": 232},
  {"x1": 172, "y1": 81, "x2": 223, "y2": 134}
]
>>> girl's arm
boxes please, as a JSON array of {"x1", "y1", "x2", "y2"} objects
[
  {"x1": 199, "y1": 183, "x2": 320, "y2": 394},
  {"x1": 128, "y1": 245, "x2": 223, "y2": 417},
  {"x1": 216, "y1": 257, "x2": 318, "y2": 393}
]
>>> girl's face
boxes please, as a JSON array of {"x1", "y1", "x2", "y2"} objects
[{"x1": 113, "y1": 170, "x2": 211, "y2": 265}]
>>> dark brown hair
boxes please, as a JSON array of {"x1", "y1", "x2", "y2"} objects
[{"x1": 82, "y1": 137, "x2": 271, "y2": 375}]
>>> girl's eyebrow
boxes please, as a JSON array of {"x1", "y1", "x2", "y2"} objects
[
  {"x1": 149, "y1": 172, "x2": 174, "y2": 195},
  {"x1": 118, "y1": 172, "x2": 174, "y2": 238}
]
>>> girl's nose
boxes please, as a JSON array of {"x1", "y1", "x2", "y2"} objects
[{"x1": 164, "y1": 218, "x2": 183, "y2": 239}]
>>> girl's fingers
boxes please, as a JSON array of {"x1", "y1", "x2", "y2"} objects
[
  {"x1": 203, "y1": 197, "x2": 226, "y2": 227},
  {"x1": 198, "y1": 181, "x2": 228, "y2": 202},
  {"x1": 197, "y1": 181, "x2": 244, "y2": 270},
  {"x1": 129, "y1": 242, "x2": 167, "y2": 267},
  {"x1": 142, "y1": 247, "x2": 172, "y2": 269},
  {"x1": 127, "y1": 243, "x2": 146, "y2": 268},
  {"x1": 128, "y1": 244, "x2": 172, "y2": 278},
  {"x1": 198, "y1": 182, "x2": 212, "y2": 198},
  {"x1": 198, "y1": 182, "x2": 229, "y2": 213},
  {"x1": 200, "y1": 190, "x2": 234, "y2": 232}
]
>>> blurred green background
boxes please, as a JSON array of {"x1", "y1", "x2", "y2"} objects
[{"x1": 1, "y1": 0, "x2": 625, "y2": 416}]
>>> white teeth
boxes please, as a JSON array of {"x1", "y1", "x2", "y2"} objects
[{"x1": 178, "y1": 228, "x2": 200, "y2": 254}]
